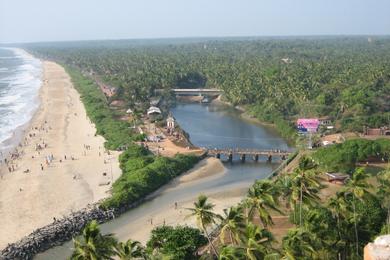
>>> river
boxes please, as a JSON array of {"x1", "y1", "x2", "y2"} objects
[{"x1": 35, "y1": 102, "x2": 290, "y2": 259}]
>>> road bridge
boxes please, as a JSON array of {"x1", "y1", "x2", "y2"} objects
[
  {"x1": 206, "y1": 148, "x2": 292, "y2": 163},
  {"x1": 155, "y1": 88, "x2": 222, "y2": 96}
]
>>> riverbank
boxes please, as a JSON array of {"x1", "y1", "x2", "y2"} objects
[
  {"x1": 212, "y1": 97, "x2": 297, "y2": 144},
  {"x1": 0, "y1": 61, "x2": 121, "y2": 249},
  {"x1": 109, "y1": 157, "x2": 229, "y2": 244}
]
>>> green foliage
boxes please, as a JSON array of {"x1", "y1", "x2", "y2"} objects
[
  {"x1": 102, "y1": 154, "x2": 199, "y2": 209},
  {"x1": 115, "y1": 239, "x2": 146, "y2": 259},
  {"x1": 146, "y1": 226, "x2": 207, "y2": 260},
  {"x1": 282, "y1": 228, "x2": 316, "y2": 259},
  {"x1": 65, "y1": 66, "x2": 133, "y2": 150},
  {"x1": 71, "y1": 220, "x2": 118, "y2": 260},
  {"x1": 26, "y1": 37, "x2": 390, "y2": 260},
  {"x1": 312, "y1": 138, "x2": 390, "y2": 172},
  {"x1": 355, "y1": 195, "x2": 386, "y2": 240},
  {"x1": 28, "y1": 37, "x2": 390, "y2": 139}
]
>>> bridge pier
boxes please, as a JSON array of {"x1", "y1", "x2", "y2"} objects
[
  {"x1": 228, "y1": 153, "x2": 233, "y2": 163},
  {"x1": 206, "y1": 149, "x2": 291, "y2": 163}
]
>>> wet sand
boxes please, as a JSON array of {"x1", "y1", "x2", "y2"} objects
[{"x1": 0, "y1": 61, "x2": 121, "y2": 249}]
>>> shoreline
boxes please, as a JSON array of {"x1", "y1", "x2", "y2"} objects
[
  {"x1": 0, "y1": 49, "x2": 42, "y2": 168},
  {"x1": 0, "y1": 61, "x2": 122, "y2": 249}
]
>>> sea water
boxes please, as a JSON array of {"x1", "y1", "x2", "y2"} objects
[{"x1": 0, "y1": 48, "x2": 42, "y2": 158}]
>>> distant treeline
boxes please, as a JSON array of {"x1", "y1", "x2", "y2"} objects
[{"x1": 27, "y1": 36, "x2": 390, "y2": 139}]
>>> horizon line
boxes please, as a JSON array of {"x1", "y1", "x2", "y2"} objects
[{"x1": 2, "y1": 33, "x2": 390, "y2": 46}]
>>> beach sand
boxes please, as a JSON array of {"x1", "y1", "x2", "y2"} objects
[{"x1": 0, "y1": 61, "x2": 121, "y2": 249}]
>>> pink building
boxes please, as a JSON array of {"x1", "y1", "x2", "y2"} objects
[{"x1": 297, "y1": 118, "x2": 320, "y2": 133}]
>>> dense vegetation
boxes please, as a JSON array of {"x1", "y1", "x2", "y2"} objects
[
  {"x1": 312, "y1": 138, "x2": 390, "y2": 172},
  {"x1": 146, "y1": 225, "x2": 207, "y2": 259},
  {"x1": 66, "y1": 66, "x2": 200, "y2": 210},
  {"x1": 71, "y1": 222, "x2": 207, "y2": 260},
  {"x1": 27, "y1": 36, "x2": 390, "y2": 139},
  {"x1": 102, "y1": 144, "x2": 199, "y2": 209},
  {"x1": 71, "y1": 162, "x2": 390, "y2": 259},
  {"x1": 24, "y1": 37, "x2": 390, "y2": 259}
]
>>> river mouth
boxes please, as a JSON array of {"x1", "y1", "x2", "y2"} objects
[{"x1": 35, "y1": 102, "x2": 291, "y2": 259}]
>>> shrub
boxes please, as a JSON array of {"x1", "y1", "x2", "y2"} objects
[{"x1": 146, "y1": 225, "x2": 207, "y2": 260}]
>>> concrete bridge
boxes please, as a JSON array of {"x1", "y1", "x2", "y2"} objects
[
  {"x1": 206, "y1": 148, "x2": 292, "y2": 163},
  {"x1": 155, "y1": 88, "x2": 223, "y2": 96}
]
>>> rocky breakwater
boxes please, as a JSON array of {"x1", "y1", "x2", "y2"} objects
[{"x1": 0, "y1": 204, "x2": 117, "y2": 260}]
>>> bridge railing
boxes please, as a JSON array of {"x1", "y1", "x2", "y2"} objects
[{"x1": 205, "y1": 147, "x2": 292, "y2": 154}]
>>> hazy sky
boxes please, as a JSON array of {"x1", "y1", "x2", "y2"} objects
[{"x1": 1, "y1": 0, "x2": 390, "y2": 43}]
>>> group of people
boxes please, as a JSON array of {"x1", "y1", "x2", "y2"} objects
[{"x1": 0, "y1": 121, "x2": 53, "y2": 177}]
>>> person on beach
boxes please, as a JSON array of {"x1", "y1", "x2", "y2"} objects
[{"x1": 174, "y1": 202, "x2": 178, "y2": 209}]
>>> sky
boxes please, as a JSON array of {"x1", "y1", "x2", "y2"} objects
[{"x1": 1, "y1": 0, "x2": 390, "y2": 43}]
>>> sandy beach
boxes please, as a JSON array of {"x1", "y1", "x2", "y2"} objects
[{"x1": 0, "y1": 61, "x2": 121, "y2": 249}]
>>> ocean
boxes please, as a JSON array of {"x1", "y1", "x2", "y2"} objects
[{"x1": 0, "y1": 48, "x2": 42, "y2": 157}]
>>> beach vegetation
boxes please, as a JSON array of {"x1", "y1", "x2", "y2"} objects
[
  {"x1": 102, "y1": 154, "x2": 199, "y2": 209},
  {"x1": 146, "y1": 225, "x2": 207, "y2": 260},
  {"x1": 115, "y1": 239, "x2": 146, "y2": 260},
  {"x1": 186, "y1": 194, "x2": 220, "y2": 257},
  {"x1": 71, "y1": 220, "x2": 118, "y2": 260}
]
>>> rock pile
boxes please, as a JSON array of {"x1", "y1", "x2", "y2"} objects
[{"x1": 0, "y1": 204, "x2": 116, "y2": 260}]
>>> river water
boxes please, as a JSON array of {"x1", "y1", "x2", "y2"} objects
[{"x1": 35, "y1": 103, "x2": 290, "y2": 259}]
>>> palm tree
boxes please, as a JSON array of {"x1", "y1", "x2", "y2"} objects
[
  {"x1": 328, "y1": 191, "x2": 354, "y2": 260},
  {"x1": 219, "y1": 246, "x2": 245, "y2": 260},
  {"x1": 292, "y1": 168, "x2": 322, "y2": 226},
  {"x1": 278, "y1": 169, "x2": 321, "y2": 226},
  {"x1": 240, "y1": 222, "x2": 278, "y2": 260},
  {"x1": 115, "y1": 239, "x2": 145, "y2": 259},
  {"x1": 71, "y1": 220, "x2": 117, "y2": 260},
  {"x1": 296, "y1": 156, "x2": 321, "y2": 226},
  {"x1": 219, "y1": 206, "x2": 246, "y2": 245},
  {"x1": 282, "y1": 228, "x2": 316, "y2": 259},
  {"x1": 343, "y1": 167, "x2": 372, "y2": 257},
  {"x1": 186, "y1": 194, "x2": 220, "y2": 257},
  {"x1": 245, "y1": 180, "x2": 282, "y2": 228},
  {"x1": 377, "y1": 168, "x2": 390, "y2": 234}
]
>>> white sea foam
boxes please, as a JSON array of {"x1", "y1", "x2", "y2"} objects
[{"x1": 0, "y1": 48, "x2": 42, "y2": 152}]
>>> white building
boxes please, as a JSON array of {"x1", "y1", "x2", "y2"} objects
[{"x1": 147, "y1": 106, "x2": 161, "y2": 115}]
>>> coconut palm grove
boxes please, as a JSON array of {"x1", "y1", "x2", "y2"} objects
[{"x1": 13, "y1": 36, "x2": 388, "y2": 259}]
